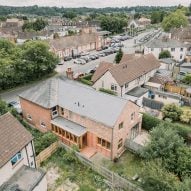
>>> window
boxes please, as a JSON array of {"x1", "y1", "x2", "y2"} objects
[
  {"x1": 180, "y1": 48, "x2": 184, "y2": 52},
  {"x1": 118, "y1": 138, "x2": 123, "y2": 149},
  {"x1": 151, "y1": 48, "x2": 154, "y2": 51},
  {"x1": 111, "y1": 84, "x2": 117, "y2": 91},
  {"x1": 180, "y1": 55, "x2": 183, "y2": 60},
  {"x1": 97, "y1": 137, "x2": 111, "y2": 150},
  {"x1": 102, "y1": 81, "x2": 104, "y2": 88},
  {"x1": 131, "y1": 112, "x2": 135, "y2": 121},
  {"x1": 11, "y1": 152, "x2": 22, "y2": 166},
  {"x1": 61, "y1": 108, "x2": 64, "y2": 115},
  {"x1": 171, "y1": 48, "x2": 175, "y2": 52},
  {"x1": 27, "y1": 114, "x2": 32, "y2": 121},
  {"x1": 119, "y1": 122, "x2": 124, "y2": 129},
  {"x1": 125, "y1": 83, "x2": 129, "y2": 88},
  {"x1": 51, "y1": 106, "x2": 58, "y2": 116},
  {"x1": 40, "y1": 121, "x2": 46, "y2": 128}
]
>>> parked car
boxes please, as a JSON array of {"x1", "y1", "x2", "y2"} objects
[
  {"x1": 73, "y1": 72, "x2": 84, "y2": 80},
  {"x1": 64, "y1": 56, "x2": 72, "y2": 61},
  {"x1": 81, "y1": 56, "x2": 89, "y2": 63},
  {"x1": 74, "y1": 59, "x2": 83, "y2": 65},
  {"x1": 89, "y1": 55, "x2": 96, "y2": 60},
  {"x1": 8, "y1": 101, "x2": 22, "y2": 114},
  {"x1": 98, "y1": 52, "x2": 105, "y2": 57}
]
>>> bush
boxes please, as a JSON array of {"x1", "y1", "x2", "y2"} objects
[
  {"x1": 99, "y1": 88, "x2": 117, "y2": 96},
  {"x1": 83, "y1": 74, "x2": 93, "y2": 81},
  {"x1": 80, "y1": 78, "x2": 93, "y2": 86},
  {"x1": 142, "y1": 113, "x2": 191, "y2": 142},
  {"x1": 142, "y1": 113, "x2": 161, "y2": 131}
]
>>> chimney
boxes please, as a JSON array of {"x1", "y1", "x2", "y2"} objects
[{"x1": 66, "y1": 68, "x2": 74, "y2": 80}]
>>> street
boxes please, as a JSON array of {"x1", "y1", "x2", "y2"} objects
[{"x1": 0, "y1": 29, "x2": 156, "y2": 103}]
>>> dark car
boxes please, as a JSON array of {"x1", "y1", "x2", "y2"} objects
[{"x1": 64, "y1": 56, "x2": 72, "y2": 61}]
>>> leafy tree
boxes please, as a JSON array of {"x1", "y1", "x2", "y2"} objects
[
  {"x1": 0, "y1": 99, "x2": 8, "y2": 115},
  {"x1": 159, "y1": 50, "x2": 171, "y2": 59},
  {"x1": 151, "y1": 11, "x2": 165, "y2": 24},
  {"x1": 115, "y1": 48, "x2": 123, "y2": 63},
  {"x1": 53, "y1": 33, "x2": 60, "y2": 39},
  {"x1": 141, "y1": 160, "x2": 179, "y2": 191},
  {"x1": 180, "y1": 110, "x2": 191, "y2": 124},
  {"x1": 99, "y1": 15, "x2": 127, "y2": 34},
  {"x1": 62, "y1": 11, "x2": 77, "y2": 19},
  {"x1": 22, "y1": 18, "x2": 48, "y2": 31},
  {"x1": 161, "y1": 103, "x2": 182, "y2": 121},
  {"x1": 182, "y1": 74, "x2": 191, "y2": 85},
  {"x1": 162, "y1": 10, "x2": 188, "y2": 32}
]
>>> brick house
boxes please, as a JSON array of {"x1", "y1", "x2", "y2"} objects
[
  {"x1": 19, "y1": 78, "x2": 142, "y2": 160},
  {"x1": 0, "y1": 113, "x2": 47, "y2": 191}
]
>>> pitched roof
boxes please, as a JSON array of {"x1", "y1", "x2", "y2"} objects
[
  {"x1": 91, "y1": 61, "x2": 113, "y2": 82},
  {"x1": 20, "y1": 78, "x2": 128, "y2": 127},
  {"x1": 49, "y1": 33, "x2": 97, "y2": 50},
  {"x1": 0, "y1": 113, "x2": 33, "y2": 168},
  {"x1": 145, "y1": 38, "x2": 186, "y2": 48},
  {"x1": 92, "y1": 53, "x2": 160, "y2": 86},
  {"x1": 120, "y1": 53, "x2": 140, "y2": 64}
]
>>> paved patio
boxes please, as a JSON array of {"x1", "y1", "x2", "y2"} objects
[
  {"x1": 81, "y1": 147, "x2": 97, "y2": 158},
  {"x1": 133, "y1": 130, "x2": 150, "y2": 146}
]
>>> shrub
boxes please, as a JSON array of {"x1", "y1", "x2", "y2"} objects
[
  {"x1": 142, "y1": 113, "x2": 191, "y2": 142},
  {"x1": 83, "y1": 74, "x2": 93, "y2": 81},
  {"x1": 80, "y1": 78, "x2": 93, "y2": 86},
  {"x1": 99, "y1": 88, "x2": 117, "y2": 96}
]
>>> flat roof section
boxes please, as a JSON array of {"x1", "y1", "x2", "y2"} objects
[
  {"x1": 0, "y1": 165, "x2": 46, "y2": 191},
  {"x1": 51, "y1": 117, "x2": 87, "y2": 137}
]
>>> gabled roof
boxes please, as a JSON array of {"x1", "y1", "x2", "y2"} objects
[
  {"x1": 49, "y1": 33, "x2": 97, "y2": 50},
  {"x1": 20, "y1": 78, "x2": 128, "y2": 127},
  {"x1": 92, "y1": 53, "x2": 160, "y2": 86},
  {"x1": 0, "y1": 113, "x2": 33, "y2": 168},
  {"x1": 120, "y1": 53, "x2": 140, "y2": 64},
  {"x1": 145, "y1": 38, "x2": 186, "y2": 48},
  {"x1": 91, "y1": 61, "x2": 113, "y2": 82}
]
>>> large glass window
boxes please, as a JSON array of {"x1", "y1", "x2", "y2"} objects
[
  {"x1": 97, "y1": 137, "x2": 111, "y2": 150},
  {"x1": 11, "y1": 152, "x2": 22, "y2": 166},
  {"x1": 118, "y1": 138, "x2": 123, "y2": 149}
]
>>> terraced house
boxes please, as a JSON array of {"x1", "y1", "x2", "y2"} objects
[{"x1": 19, "y1": 78, "x2": 142, "y2": 159}]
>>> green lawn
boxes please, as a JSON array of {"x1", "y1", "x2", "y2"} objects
[
  {"x1": 102, "y1": 150, "x2": 144, "y2": 179},
  {"x1": 41, "y1": 148, "x2": 109, "y2": 191}
]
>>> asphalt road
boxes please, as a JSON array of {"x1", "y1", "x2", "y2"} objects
[{"x1": 0, "y1": 29, "x2": 156, "y2": 103}]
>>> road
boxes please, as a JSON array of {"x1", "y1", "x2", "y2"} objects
[{"x1": 0, "y1": 29, "x2": 156, "y2": 103}]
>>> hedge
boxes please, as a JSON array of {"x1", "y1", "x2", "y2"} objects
[
  {"x1": 99, "y1": 88, "x2": 117, "y2": 96},
  {"x1": 83, "y1": 74, "x2": 93, "y2": 81},
  {"x1": 80, "y1": 78, "x2": 93, "y2": 86},
  {"x1": 142, "y1": 113, "x2": 191, "y2": 142}
]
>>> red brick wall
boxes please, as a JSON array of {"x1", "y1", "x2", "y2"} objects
[
  {"x1": 20, "y1": 98, "x2": 52, "y2": 132},
  {"x1": 112, "y1": 101, "x2": 142, "y2": 159}
]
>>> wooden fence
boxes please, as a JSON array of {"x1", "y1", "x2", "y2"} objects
[
  {"x1": 61, "y1": 143, "x2": 144, "y2": 191},
  {"x1": 36, "y1": 141, "x2": 59, "y2": 168}
]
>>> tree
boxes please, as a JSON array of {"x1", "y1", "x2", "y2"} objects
[
  {"x1": 141, "y1": 123, "x2": 190, "y2": 179},
  {"x1": 161, "y1": 103, "x2": 182, "y2": 121},
  {"x1": 141, "y1": 160, "x2": 179, "y2": 191},
  {"x1": 182, "y1": 74, "x2": 191, "y2": 85},
  {"x1": 115, "y1": 48, "x2": 123, "y2": 63},
  {"x1": 162, "y1": 10, "x2": 188, "y2": 32},
  {"x1": 53, "y1": 33, "x2": 60, "y2": 39},
  {"x1": 0, "y1": 99, "x2": 8, "y2": 115},
  {"x1": 159, "y1": 50, "x2": 171, "y2": 59},
  {"x1": 180, "y1": 110, "x2": 191, "y2": 124},
  {"x1": 62, "y1": 11, "x2": 77, "y2": 19},
  {"x1": 151, "y1": 11, "x2": 165, "y2": 24}
]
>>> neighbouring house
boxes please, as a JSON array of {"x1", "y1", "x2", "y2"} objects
[
  {"x1": 92, "y1": 53, "x2": 160, "y2": 98},
  {"x1": 159, "y1": 58, "x2": 176, "y2": 71},
  {"x1": 0, "y1": 113, "x2": 47, "y2": 191},
  {"x1": 170, "y1": 27, "x2": 191, "y2": 43},
  {"x1": 19, "y1": 78, "x2": 142, "y2": 160},
  {"x1": 144, "y1": 38, "x2": 187, "y2": 62},
  {"x1": 49, "y1": 30, "x2": 109, "y2": 59},
  {"x1": 137, "y1": 17, "x2": 151, "y2": 27}
]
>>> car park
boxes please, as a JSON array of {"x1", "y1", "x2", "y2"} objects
[
  {"x1": 64, "y1": 56, "x2": 72, "y2": 61},
  {"x1": 81, "y1": 56, "x2": 89, "y2": 63}
]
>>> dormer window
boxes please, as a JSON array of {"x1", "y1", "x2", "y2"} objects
[{"x1": 51, "y1": 106, "x2": 58, "y2": 118}]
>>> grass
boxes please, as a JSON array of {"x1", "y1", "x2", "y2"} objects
[
  {"x1": 103, "y1": 150, "x2": 143, "y2": 179},
  {"x1": 41, "y1": 148, "x2": 109, "y2": 191}
]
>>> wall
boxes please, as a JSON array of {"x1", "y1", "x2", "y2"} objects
[
  {"x1": 144, "y1": 46, "x2": 187, "y2": 62},
  {"x1": 154, "y1": 94, "x2": 180, "y2": 105},
  {"x1": 33, "y1": 175, "x2": 47, "y2": 191},
  {"x1": 20, "y1": 98, "x2": 52, "y2": 132},
  {"x1": 93, "y1": 71, "x2": 121, "y2": 96},
  {"x1": 0, "y1": 141, "x2": 35, "y2": 186},
  {"x1": 111, "y1": 101, "x2": 142, "y2": 159}
]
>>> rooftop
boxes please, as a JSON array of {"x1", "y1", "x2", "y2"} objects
[
  {"x1": 126, "y1": 87, "x2": 148, "y2": 98},
  {"x1": 159, "y1": 58, "x2": 175, "y2": 65},
  {"x1": 0, "y1": 113, "x2": 33, "y2": 168},
  {"x1": 0, "y1": 165, "x2": 46, "y2": 191},
  {"x1": 20, "y1": 78, "x2": 128, "y2": 127},
  {"x1": 145, "y1": 38, "x2": 186, "y2": 48},
  {"x1": 51, "y1": 117, "x2": 87, "y2": 137},
  {"x1": 92, "y1": 53, "x2": 160, "y2": 86}
]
